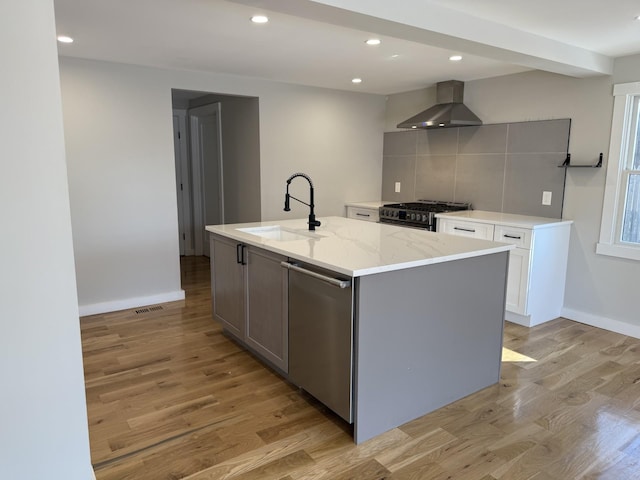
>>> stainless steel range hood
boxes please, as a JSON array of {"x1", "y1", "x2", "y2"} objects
[{"x1": 397, "y1": 80, "x2": 482, "y2": 129}]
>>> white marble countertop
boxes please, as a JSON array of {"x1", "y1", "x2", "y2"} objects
[
  {"x1": 206, "y1": 216, "x2": 513, "y2": 277},
  {"x1": 436, "y1": 210, "x2": 573, "y2": 229}
]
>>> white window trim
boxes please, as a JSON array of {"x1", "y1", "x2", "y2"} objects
[{"x1": 597, "y1": 81, "x2": 640, "y2": 261}]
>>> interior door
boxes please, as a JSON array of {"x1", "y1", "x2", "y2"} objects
[
  {"x1": 190, "y1": 103, "x2": 224, "y2": 257},
  {"x1": 172, "y1": 111, "x2": 194, "y2": 256}
]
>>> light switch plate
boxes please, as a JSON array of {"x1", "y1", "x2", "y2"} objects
[
  {"x1": 395, "y1": 182, "x2": 401, "y2": 193},
  {"x1": 542, "y1": 191, "x2": 552, "y2": 205}
]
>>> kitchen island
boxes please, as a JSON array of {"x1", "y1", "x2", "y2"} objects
[{"x1": 206, "y1": 216, "x2": 513, "y2": 443}]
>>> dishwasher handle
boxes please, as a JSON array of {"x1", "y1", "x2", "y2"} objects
[{"x1": 281, "y1": 261, "x2": 351, "y2": 289}]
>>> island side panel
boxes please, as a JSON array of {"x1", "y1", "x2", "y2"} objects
[{"x1": 353, "y1": 251, "x2": 509, "y2": 444}]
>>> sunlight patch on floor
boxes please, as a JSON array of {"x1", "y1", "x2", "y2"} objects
[{"x1": 502, "y1": 347, "x2": 537, "y2": 362}]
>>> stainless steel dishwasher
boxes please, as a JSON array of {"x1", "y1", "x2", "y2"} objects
[{"x1": 281, "y1": 261, "x2": 354, "y2": 423}]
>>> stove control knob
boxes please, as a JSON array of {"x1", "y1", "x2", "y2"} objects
[{"x1": 422, "y1": 214, "x2": 428, "y2": 222}]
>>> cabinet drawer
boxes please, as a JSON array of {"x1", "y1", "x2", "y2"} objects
[
  {"x1": 439, "y1": 219, "x2": 494, "y2": 240},
  {"x1": 493, "y1": 226, "x2": 532, "y2": 249},
  {"x1": 346, "y1": 206, "x2": 379, "y2": 222}
]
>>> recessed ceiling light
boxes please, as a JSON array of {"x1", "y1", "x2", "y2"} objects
[
  {"x1": 57, "y1": 35, "x2": 74, "y2": 43},
  {"x1": 635, "y1": 15, "x2": 640, "y2": 20},
  {"x1": 365, "y1": 38, "x2": 381, "y2": 46},
  {"x1": 251, "y1": 15, "x2": 269, "y2": 24},
  {"x1": 449, "y1": 55, "x2": 463, "y2": 61},
  {"x1": 352, "y1": 78, "x2": 362, "y2": 84},
  {"x1": 411, "y1": 126, "x2": 417, "y2": 129},
  {"x1": 391, "y1": 54, "x2": 399, "y2": 58}
]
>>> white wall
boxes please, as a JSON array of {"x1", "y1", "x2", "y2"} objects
[
  {"x1": 60, "y1": 59, "x2": 186, "y2": 315},
  {"x1": 386, "y1": 65, "x2": 640, "y2": 337},
  {"x1": 59, "y1": 58, "x2": 385, "y2": 313},
  {"x1": 0, "y1": 1, "x2": 92, "y2": 479}
]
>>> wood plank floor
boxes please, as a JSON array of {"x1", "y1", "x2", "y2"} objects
[{"x1": 81, "y1": 256, "x2": 640, "y2": 479}]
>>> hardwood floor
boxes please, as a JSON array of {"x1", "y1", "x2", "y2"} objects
[{"x1": 81, "y1": 256, "x2": 640, "y2": 479}]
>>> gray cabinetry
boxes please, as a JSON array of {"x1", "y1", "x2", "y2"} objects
[
  {"x1": 210, "y1": 234, "x2": 244, "y2": 338},
  {"x1": 210, "y1": 234, "x2": 288, "y2": 372},
  {"x1": 245, "y1": 247, "x2": 288, "y2": 371}
]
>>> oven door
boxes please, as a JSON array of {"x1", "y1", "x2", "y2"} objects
[{"x1": 379, "y1": 217, "x2": 434, "y2": 231}]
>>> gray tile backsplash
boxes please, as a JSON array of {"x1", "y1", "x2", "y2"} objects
[
  {"x1": 382, "y1": 119, "x2": 570, "y2": 218},
  {"x1": 416, "y1": 128, "x2": 459, "y2": 155},
  {"x1": 458, "y1": 124, "x2": 508, "y2": 154},
  {"x1": 381, "y1": 155, "x2": 417, "y2": 202},
  {"x1": 383, "y1": 130, "x2": 417, "y2": 156},
  {"x1": 414, "y1": 155, "x2": 456, "y2": 202},
  {"x1": 454, "y1": 154, "x2": 507, "y2": 212},
  {"x1": 507, "y1": 119, "x2": 570, "y2": 153},
  {"x1": 503, "y1": 153, "x2": 567, "y2": 217}
]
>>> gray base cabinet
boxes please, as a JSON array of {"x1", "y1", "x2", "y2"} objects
[
  {"x1": 210, "y1": 231, "x2": 509, "y2": 445},
  {"x1": 210, "y1": 234, "x2": 288, "y2": 372},
  {"x1": 211, "y1": 234, "x2": 245, "y2": 338}
]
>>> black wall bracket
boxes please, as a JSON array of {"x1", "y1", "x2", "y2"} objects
[{"x1": 559, "y1": 153, "x2": 603, "y2": 168}]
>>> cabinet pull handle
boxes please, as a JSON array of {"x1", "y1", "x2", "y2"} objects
[
  {"x1": 454, "y1": 226, "x2": 476, "y2": 233},
  {"x1": 356, "y1": 213, "x2": 371, "y2": 217},
  {"x1": 236, "y1": 244, "x2": 244, "y2": 265},
  {"x1": 504, "y1": 234, "x2": 522, "y2": 240}
]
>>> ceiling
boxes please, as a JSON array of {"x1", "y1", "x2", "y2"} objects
[{"x1": 53, "y1": 0, "x2": 640, "y2": 95}]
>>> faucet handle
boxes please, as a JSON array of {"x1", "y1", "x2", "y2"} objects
[{"x1": 308, "y1": 214, "x2": 321, "y2": 231}]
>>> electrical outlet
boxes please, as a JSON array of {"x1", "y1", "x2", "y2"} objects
[
  {"x1": 395, "y1": 182, "x2": 401, "y2": 193},
  {"x1": 542, "y1": 191, "x2": 552, "y2": 205}
]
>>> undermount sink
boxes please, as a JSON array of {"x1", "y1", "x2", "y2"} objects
[{"x1": 237, "y1": 225, "x2": 318, "y2": 242}]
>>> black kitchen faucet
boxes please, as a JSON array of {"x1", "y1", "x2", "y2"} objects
[{"x1": 283, "y1": 172, "x2": 321, "y2": 231}]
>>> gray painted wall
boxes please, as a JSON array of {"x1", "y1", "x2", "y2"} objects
[
  {"x1": 385, "y1": 62, "x2": 640, "y2": 335},
  {"x1": 382, "y1": 119, "x2": 570, "y2": 218},
  {"x1": 59, "y1": 57, "x2": 385, "y2": 313},
  {"x1": 1, "y1": 1, "x2": 92, "y2": 477}
]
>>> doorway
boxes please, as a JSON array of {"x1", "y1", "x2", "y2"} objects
[
  {"x1": 171, "y1": 89, "x2": 262, "y2": 259},
  {"x1": 190, "y1": 103, "x2": 224, "y2": 257}
]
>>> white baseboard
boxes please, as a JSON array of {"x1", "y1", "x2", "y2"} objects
[
  {"x1": 79, "y1": 290, "x2": 185, "y2": 317},
  {"x1": 505, "y1": 310, "x2": 533, "y2": 327},
  {"x1": 561, "y1": 307, "x2": 640, "y2": 339}
]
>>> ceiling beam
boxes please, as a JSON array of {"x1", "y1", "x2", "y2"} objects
[{"x1": 231, "y1": 0, "x2": 613, "y2": 77}]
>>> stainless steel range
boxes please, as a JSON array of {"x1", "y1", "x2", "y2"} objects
[{"x1": 379, "y1": 200, "x2": 471, "y2": 231}]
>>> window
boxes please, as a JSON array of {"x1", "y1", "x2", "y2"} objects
[{"x1": 597, "y1": 82, "x2": 640, "y2": 261}]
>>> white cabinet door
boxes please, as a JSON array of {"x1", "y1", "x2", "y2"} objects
[{"x1": 505, "y1": 247, "x2": 531, "y2": 315}]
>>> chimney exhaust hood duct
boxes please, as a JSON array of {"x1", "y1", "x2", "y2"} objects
[{"x1": 396, "y1": 80, "x2": 482, "y2": 129}]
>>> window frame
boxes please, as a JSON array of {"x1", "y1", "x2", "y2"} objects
[{"x1": 597, "y1": 81, "x2": 640, "y2": 261}]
